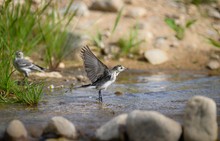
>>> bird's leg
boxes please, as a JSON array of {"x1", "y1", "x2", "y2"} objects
[
  {"x1": 22, "y1": 73, "x2": 29, "y2": 85},
  {"x1": 98, "y1": 90, "x2": 103, "y2": 103}
]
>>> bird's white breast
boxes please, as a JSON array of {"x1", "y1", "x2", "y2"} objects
[{"x1": 100, "y1": 72, "x2": 117, "y2": 90}]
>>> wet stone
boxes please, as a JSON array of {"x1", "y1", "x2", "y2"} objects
[
  {"x1": 42, "y1": 116, "x2": 78, "y2": 140},
  {"x1": 4, "y1": 120, "x2": 28, "y2": 141},
  {"x1": 90, "y1": 0, "x2": 124, "y2": 12},
  {"x1": 184, "y1": 96, "x2": 218, "y2": 141},
  {"x1": 127, "y1": 110, "x2": 182, "y2": 141},
  {"x1": 96, "y1": 114, "x2": 128, "y2": 141}
]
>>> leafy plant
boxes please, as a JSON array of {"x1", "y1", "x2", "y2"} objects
[
  {"x1": 165, "y1": 18, "x2": 197, "y2": 40},
  {"x1": 91, "y1": 30, "x2": 104, "y2": 48},
  {"x1": 0, "y1": 0, "x2": 50, "y2": 54},
  {"x1": 91, "y1": 7, "x2": 124, "y2": 48},
  {"x1": 0, "y1": 0, "x2": 50, "y2": 105},
  {"x1": 206, "y1": 27, "x2": 220, "y2": 48},
  {"x1": 39, "y1": 0, "x2": 75, "y2": 70},
  {"x1": 112, "y1": 7, "x2": 124, "y2": 34},
  {"x1": 0, "y1": 81, "x2": 44, "y2": 106},
  {"x1": 15, "y1": 81, "x2": 44, "y2": 106},
  {"x1": 118, "y1": 26, "x2": 145, "y2": 55}
]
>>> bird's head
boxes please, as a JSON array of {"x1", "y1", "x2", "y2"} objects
[
  {"x1": 15, "y1": 51, "x2": 24, "y2": 59},
  {"x1": 112, "y1": 65, "x2": 126, "y2": 73}
]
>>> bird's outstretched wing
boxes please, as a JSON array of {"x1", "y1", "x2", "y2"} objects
[{"x1": 81, "y1": 45, "x2": 109, "y2": 83}]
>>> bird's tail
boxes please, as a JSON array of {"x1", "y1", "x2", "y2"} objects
[
  {"x1": 74, "y1": 84, "x2": 96, "y2": 89},
  {"x1": 33, "y1": 64, "x2": 46, "y2": 72}
]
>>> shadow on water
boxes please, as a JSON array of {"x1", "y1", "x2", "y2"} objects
[{"x1": 0, "y1": 71, "x2": 219, "y2": 139}]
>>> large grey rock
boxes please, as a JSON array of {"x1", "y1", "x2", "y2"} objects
[
  {"x1": 127, "y1": 110, "x2": 182, "y2": 141},
  {"x1": 96, "y1": 114, "x2": 128, "y2": 140},
  {"x1": 4, "y1": 120, "x2": 28, "y2": 141},
  {"x1": 43, "y1": 116, "x2": 77, "y2": 139},
  {"x1": 125, "y1": 7, "x2": 147, "y2": 18},
  {"x1": 207, "y1": 7, "x2": 220, "y2": 19},
  {"x1": 207, "y1": 60, "x2": 220, "y2": 70},
  {"x1": 62, "y1": 1, "x2": 89, "y2": 17},
  {"x1": 90, "y1": 0, "x2": 124, "y2": 12},
  {"x1": 144, "y1": 49, "x2": 169, "y2": 65},
  {"x1": 184, "y1": 96, "x2": 218, "y2": 141}
]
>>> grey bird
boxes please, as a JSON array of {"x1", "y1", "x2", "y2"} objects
[
  {"x1": 81, "y1": 45, "x2": 126, "y2": 102},
  {"x1": 13, "y1": 51, "x2": 45, "y2": 78}
]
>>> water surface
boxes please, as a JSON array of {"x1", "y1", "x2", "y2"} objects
[{"x1": 0, "y1": 71, "x2": 219, "y2": 140}]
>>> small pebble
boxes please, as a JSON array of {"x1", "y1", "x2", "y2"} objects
[{"x1": 114, "y1": 91, "x2": 123, "y2": 95}]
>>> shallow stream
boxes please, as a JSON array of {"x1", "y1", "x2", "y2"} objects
[{"x1": 0, "y1": 71, "x2": 219, "y2": 140}]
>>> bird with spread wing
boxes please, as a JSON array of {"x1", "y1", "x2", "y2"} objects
[{"x1": 80, "y1": 45, "x2": 126, "y2": 102}]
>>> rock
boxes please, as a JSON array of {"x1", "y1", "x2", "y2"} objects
[
  {"x1": 43, "y1": 116, "x2": 77, "y2": 139},
  {"x1": 207, "y1": 60, "x2": 220, "y2": 70},
  {"x1": 45, "y1": 137, "x2": 70, "y2": 141},
  {"x1": 76, "y1": 75, "x2": 87, "y2": 82},
  {"x1": 96, "y1": 114, "x2": 128, "y2": 140},
  {"x1": 26, "y1": 124, "x2": 45, "y2": 138},
  {"x1": 60, "y1": 1, "x2": 89, "y2": 17},
  {"x1": 90, "y1": 0, "x2": 124, "y2": 12},
  {"x1": 154, "y1": 37, "x2": 170, "y2": 50},
  {"x1": 114, "y1": 91, "x2": 123, "y2": 95},
  {"x1": 187, "y1": 5, "x2": 199, "y2": 16},
  {"x1": 4, "y1": 120, "x2": 28, "y2": 141},
  {"x1": 103, "y1": 45, "x2": 120, "y2": 56},
  {"x1": 125, "y1": 7, "x2": 147, "y2": 18},
  {"x1": 207, "y1": 7, "x2": 220, "y2": 19},
  {"x1": 184, "y1": 96, "x2": 218, "y2": 141},
  {"x1": 127, "y1": 110, "x2": 182, "y2": 141},
  {"x1": 144, "y1": 49, "x2": 169, "y2": 65},
  {"x1": 123, "y1": 0, "x2": 135, "y2": 4},
  {"x1": 58, "y1": 62, "x2": 65, "y2": 69},
  {"x1": 33, "y1": 72, "x2": 63, "y2": 78}
]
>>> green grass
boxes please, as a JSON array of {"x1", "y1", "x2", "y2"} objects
[
  {"x1": 0, "y1": 0, "x2": 58, "y2": 105},
  {"x1": 39, "y1": 0, "x2": 75, "y2": 70},
  {"x1": 91, "y1": 7, "x2": 124, "y2": 49},
  {"x1": 118, "y1": 26, "x2": 145, "y2": 55},
  {"x1": 206, "y1": 26, "x2": 220, "y2": 48},
  {"x1": 15, "y1": 81, "x2": 44, "y2": 106},
  {"x1": 190, "y1": 0, "x2": 217, "y2": 5},
  {"x1": 112, "y1": 7, "x2": 124, "y2": 34},
  {"x1": 0, "y1": 81, "x2": 44, "y2": 106},
  {"x1": 165, "y1": 18, "x2": 197, "y2": 40},
  {"x1": 91, "y1": 30, "x2": 104, "y2": 48}
]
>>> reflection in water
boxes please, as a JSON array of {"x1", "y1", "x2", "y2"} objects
[{"x1": 0, "y1": 72, "x2": 219, "y2": 139}]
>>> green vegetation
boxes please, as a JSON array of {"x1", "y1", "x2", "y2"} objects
[
  {"x1": 206, "y1": 27, "x2": 220, "y2": 48},
  {"x1": 91, "y1": 30, "x2": 104, "y2": 48},
  {"x1": 0, "y1": 0, "x2": 48, "y2": 105},
  {"x1": 15, "y1": 81, "x2": 44, "y2": 106},
  {"x1": 91, "y1": 7, "x2": 124, "y2": 49},
  {"x1": 0, "y1": 81, "x2": 44, "y2": 106},
  {"x1": 111, "y1": 7, "x2": 124, "y2": 34},
  {"x1": 40, "y1": 0, "x2": 75, "y2": 70},
  {"x1": 165, "y1": 17, "x2": 197, "y2": 40},
  {"x1": 0, "y1": 0, "x2": 75, "y2": 105},
  {"x1": 189, "y1": 0, "x2": 217, "y2": 5},
  {"x1": 118, "y1": 26, "x2": 145, "y2": 55}
]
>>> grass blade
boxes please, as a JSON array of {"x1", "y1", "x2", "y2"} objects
[{"x1": 112, "y1": 7, "x2": 124, "y2": 34}]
